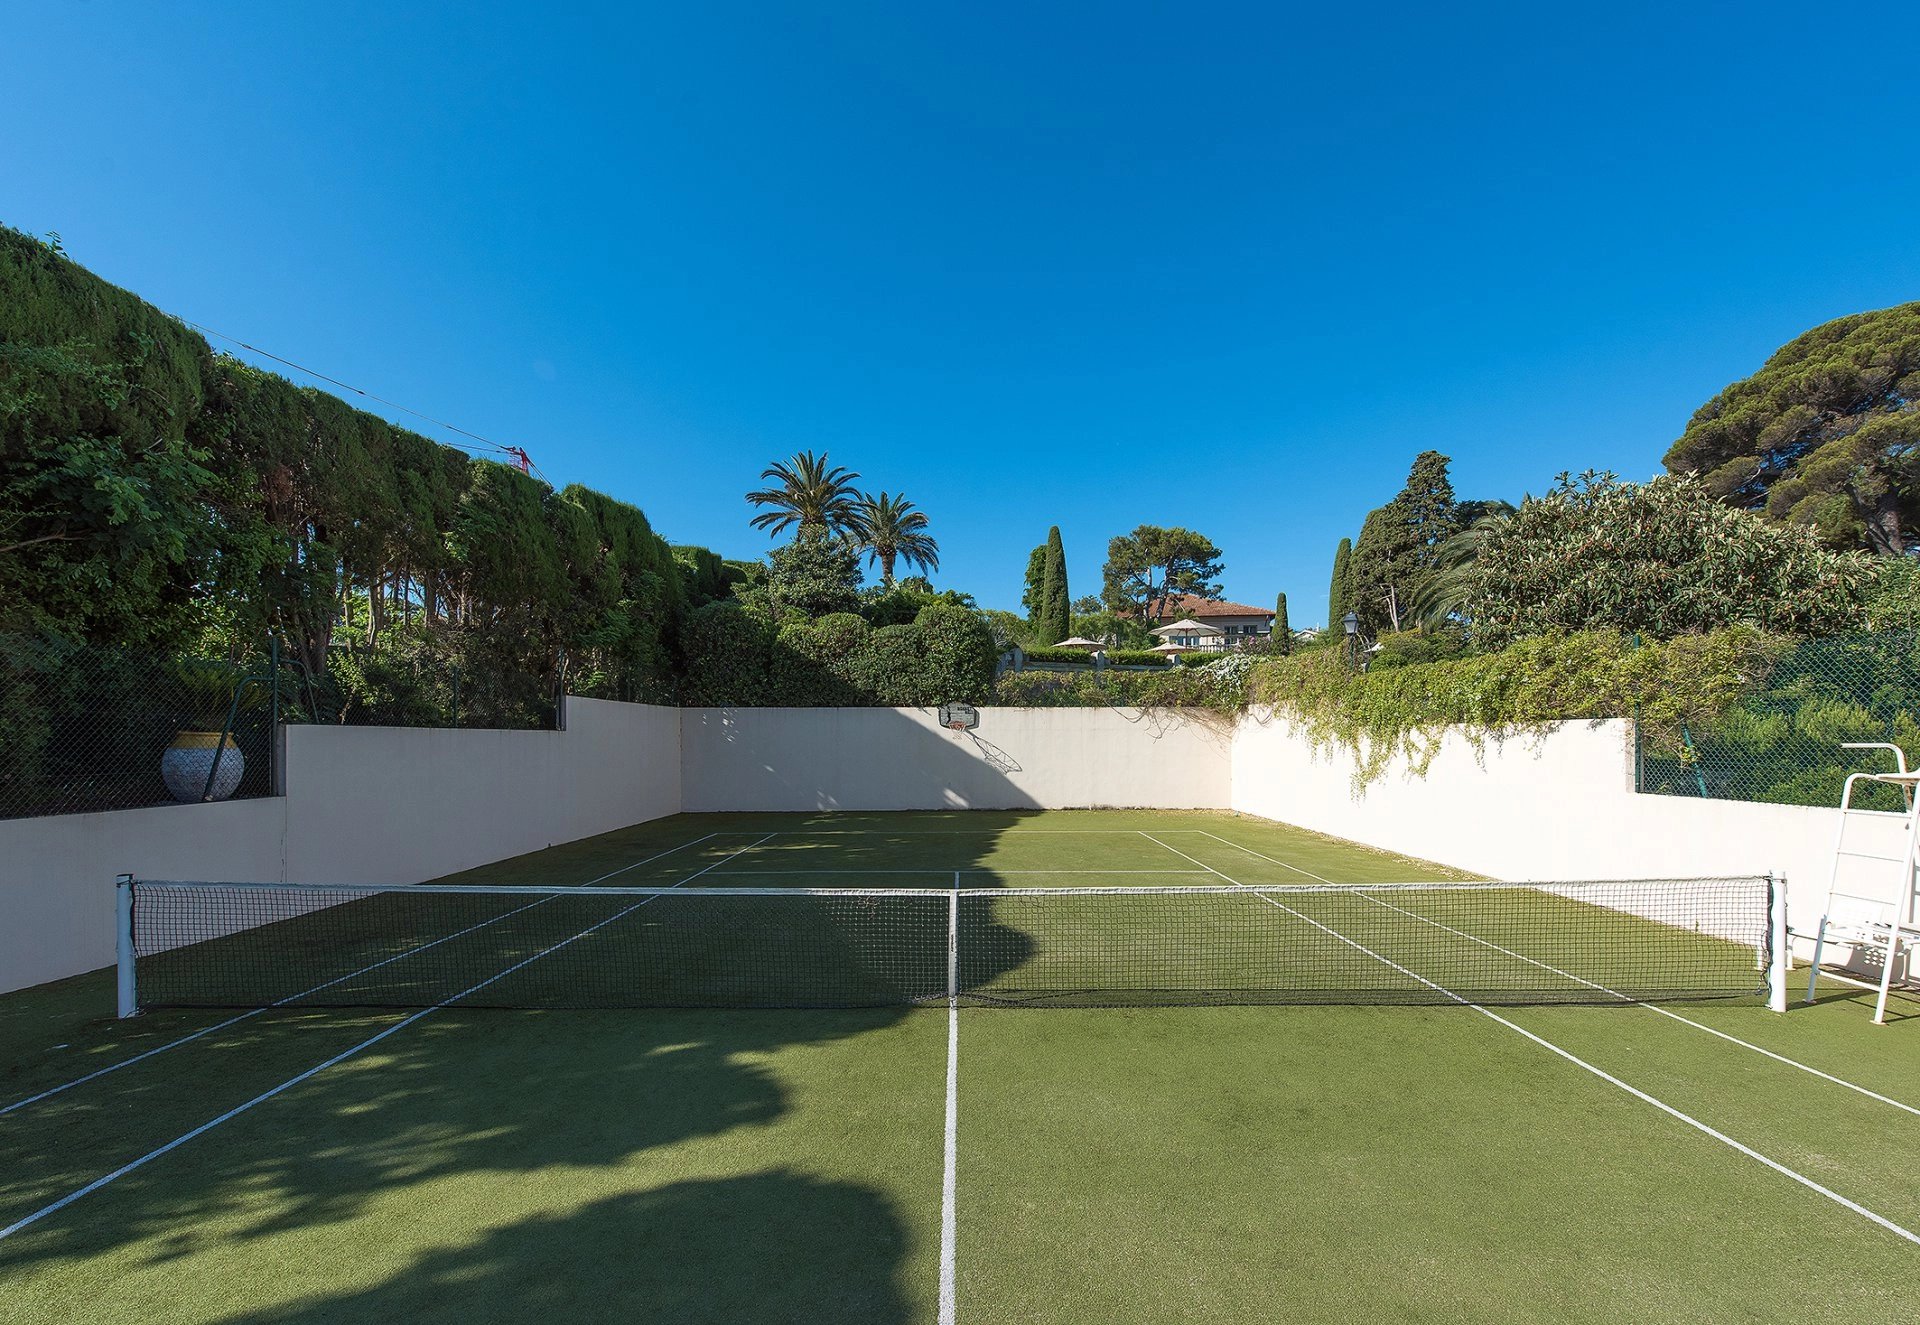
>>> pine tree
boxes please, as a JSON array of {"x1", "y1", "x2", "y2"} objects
[
  {"x1": 1328, "y1": 538, "x2": 1352, "y2": 627},
  {"x1": 1039, "y1": 526, "x2": 1071, "y2": 644},
  {"x1": 1273, "y1": 591, "x2": 1291, "y2": 654}
]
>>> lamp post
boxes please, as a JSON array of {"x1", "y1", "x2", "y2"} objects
[{"x1": 1342, "y1": 611, "x2": 1360, "y2": 669}]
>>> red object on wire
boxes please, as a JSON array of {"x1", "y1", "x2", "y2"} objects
[{"x1": 501, "y1": 446, "x2": 534, "y2": 474}]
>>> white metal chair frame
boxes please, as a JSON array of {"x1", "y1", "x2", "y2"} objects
[{"x1": 1804, "y1": 742, "x2": 1920, "y2": 1024}]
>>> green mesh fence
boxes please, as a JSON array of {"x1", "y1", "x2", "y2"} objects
[
  {"x1": 1636, "y1": 630, "x2": 1920, "y2": 809},
  {"x1": 0, "y1": 634, "x2": 562, "y2": 820}
]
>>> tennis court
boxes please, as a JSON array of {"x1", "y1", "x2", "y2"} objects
[{"x1": 3, "y1": 810, "x2": 1919, "y2": 1322}]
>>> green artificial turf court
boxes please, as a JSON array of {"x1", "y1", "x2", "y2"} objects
[{"x1": 3, "y1": 809, "x2": 1919, "y2": 1323}]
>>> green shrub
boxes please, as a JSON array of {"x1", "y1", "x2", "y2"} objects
[
  {"x1": 1367, "y1": 630, "x2": 1472, "y2": 671},
  {"x1": 914, "y1": 606, "x2": 996, "y2": 704},
  {"x1": 1101, "y1": 649, "x2": 1173, "y2": 667},
  {"x1": 847, "y1": 624, "x2": 932, "y2": 705},
  {"x1": 679, "y1": 604, "x2": 773, "y2": 706},
  {"x1": 1021, "y1": 646, "x2": 1101, "y2": 665},
  {"x1": 1247, "y1": 628, "x2": 1783, "y2": 787}
]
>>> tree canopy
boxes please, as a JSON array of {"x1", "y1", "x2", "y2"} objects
[
  {"x1": 1467, "y1": 471, "x2": 1869, "y2": 645},
  {"x1": 1665, "y1": 302, "x2": 1920, "y2": 555},
  {"x1": 746, "y1": 451, "x2": 865, "y2": 539},
  {"x1": 1101, "y1": 525, "x2": 1223, "y2": 619},
  {"x1": 1347, "y1": 451, "x2": 1461, "y2": 633},
  {"x1": 854, "y1": 490, "x2": 938, "y2": 585}
]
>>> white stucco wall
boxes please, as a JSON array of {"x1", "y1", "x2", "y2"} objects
[
  {"x1": 282, "y1": 697, "x2": 681, "y2": 886},
  {"x1": 0, "y1": 698, "x2": 681, "y2": 994},
  {"x1": 1229, "y1": 712, "x2": 1902, "y2": 953},
  {"x1": 680, "y1": 706, "x2": 1234, "y2": 812}
]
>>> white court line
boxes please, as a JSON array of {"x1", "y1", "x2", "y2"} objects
[
  {"x1": 939, "y1": 870, "x2": 960, "y2": 1325},
  {"x1": 0, "y1": 832, "x2": 729, "y2": 1117},
  {"x1": 0, "y1": 834, "x2": 775, "y2": 1243},
  {"x1": 1141, "y1": 834, "x2": 1920, "y2": 1249},
  {"x1": 1193, "y1": 831, "x2": 1920, "y2": 1121}
]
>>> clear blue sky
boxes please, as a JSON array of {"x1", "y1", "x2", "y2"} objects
[{"x1": 6, "y1": 3, "x2": 1917, "y2": 623}]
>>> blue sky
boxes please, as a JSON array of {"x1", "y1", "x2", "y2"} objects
[{"x1": 6, "y1": 3, "x2": 1917, "y2": 623}]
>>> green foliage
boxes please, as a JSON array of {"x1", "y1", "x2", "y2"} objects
[
  {"x1": 993, "y1": 661, "x2": 1243, "y2": 714},
  {"x1": 1038, "y1": 526, "x2": 1071, "y2": 645},
  {"x1": 1, "y1": 231, "x2": 686, "y2": 714},
  {"x1": 1100, "y1": 649, "x2": 1174, "y2": 667},
  {"x1": 1273, "y1": 592, "x2": 1291, "y2": 654},
  {"x1": 0, "y1": 224, "x2": 218, "y2": 643},
  {"x1": 678, "y1": 603, "x2": 774, "y2": 706},
  {"x1": 674, "y1": 545, "x2": 738, "y2": 608},
  {"x1": 746, "y1": 451, "x2": 864, "y2": 539},
  {"x1": 1365, "y1": 629, "x2": 1472, "y2": 671},
  {"x1": 859, "y1": 577, "x2": 975, "y2": 628},
  {"x1": 1019, "y1": 645, "x2": 1104, "y2": 664},
  {"x1": 1248, "y1": 629, "x2": 1784, "y2": 787},
  {"x1": 1642, "y1": 630, "x2": 1920, "y2": 808},
  {"x1": 1467, "y1": 472, "x2": 1871, "y2": 647},
  {"x1": 977, "y1": 608, "x2": 1030, "y2": 650},
  {"x1": 1666, "y1": 302, "x2": 1920, "y2": 554},
  {"x1": 764, "y1": 532, "x2": 864, "y2": 619},
  {"x1": 1101, "y1": 525, "x2": 1224, "y2": 618},
  {"x1": 1328, "y1": 538, "x2": 1352, "y2": 627},
  {"x1": 912, "y1": 605, "x2": 997, "y2": 703},
  {"x1": 854, "y1": 490, "x2": 938, "y2": 585},
  {"x1": 679, "y1": 601, "x2": 993, "y2": 708},
  {"x1": 1022, "y1": 543, "x2": 1048, "y2": 620},
  {"x1": 1069, "y1": 609, "x2": 1149, "y2": 649},
  {"x1": 1347, "y1": 451, "x2": 1461, "y2": 633}
]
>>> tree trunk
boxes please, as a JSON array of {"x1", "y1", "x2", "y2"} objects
[
  {"x1": 1860, "y1": 489, "x2": 1906, "y2": 557},
  {"x1": 880, "y1": 548, "x2": 896, "y2": 585}
]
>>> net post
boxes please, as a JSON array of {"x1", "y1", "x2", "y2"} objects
[
  {"x1": 948, "y1": 871, "x2": 959, "y2": 1004},
  {"x1": 1767, "y1": 871, "x2": 1789, "y2": 1013},
  {"x1": 115, "y1": 874, "x2": 139, "y2": 1019}
]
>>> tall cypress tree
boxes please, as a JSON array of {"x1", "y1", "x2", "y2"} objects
[
  {"x1": 1328, "y1": 538, "x2": 1352, "y2": 627},
  {"x1": 1273, "y1": 591, "x2": 1291, "y2": 654},
  {"x1": 1040, "y1": 525, "x2": 1070, "y2": 644}
]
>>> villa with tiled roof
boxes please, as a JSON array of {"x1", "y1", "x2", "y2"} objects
[{"x1": 1143, "y1": 594, "x2": 1275, "y2": 650}]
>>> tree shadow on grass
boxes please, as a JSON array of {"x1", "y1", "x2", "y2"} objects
[{"x1": 219, "y1": 1170, "x2": 915, "y2": 1325}]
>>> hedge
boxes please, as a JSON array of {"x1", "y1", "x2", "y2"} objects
[
  {"x1": 681, "y1": 603, "x2": 996, "y2": 707},
  {"x1": 2, "y1": 224, "x2": 700, "y2": 705}
]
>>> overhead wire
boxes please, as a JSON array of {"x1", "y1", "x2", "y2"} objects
[{"x1": 184, "y1": 319, "x2": 549, "y2": 483}]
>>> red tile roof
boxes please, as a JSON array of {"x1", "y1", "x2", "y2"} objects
[{"x1": 1147, "y1": 594, "x2": 1273, "y2": 621}]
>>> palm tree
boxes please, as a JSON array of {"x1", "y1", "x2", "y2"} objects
[
  {"x1": 1405, "y1": 503, "x2": 1516, "y2": 630},
  {"x1": 746, "y1": 451, "x2": 865, "y2": 538},
  {"x1": 855, "y1": 491, "x2": 939, "y2": 585}
]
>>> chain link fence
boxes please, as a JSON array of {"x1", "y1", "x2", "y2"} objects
[
  {"x1": 0, "y1": 634, "x2": 563, "y2": 820},
  {"x1": 1636, "y1": 630, "x2": 1920, "y2": 810}
]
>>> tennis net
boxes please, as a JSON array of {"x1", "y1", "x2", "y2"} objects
[{"x1": 120, "y1": 875, "x2": 1777, "y2": 1011}]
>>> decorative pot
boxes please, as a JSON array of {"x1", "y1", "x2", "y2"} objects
[{"x1": 161, "y1": 731, "x2": 244, "y2": 803}]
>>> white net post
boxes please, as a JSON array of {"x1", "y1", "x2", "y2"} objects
[
  {"x1": 1768, "y1": 871, "x2": 1790, "y2": 1013},
  {"x1": 948, "y1": 873, "x2": 960, "y2": 1004},
  {"x1": 115, "y1": 874, "x2": 138, "y2": 1018}
]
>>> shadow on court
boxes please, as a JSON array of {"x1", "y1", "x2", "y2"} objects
[
  {"x1": 0, "y1": 797, "x2": 1052, "y2": 1322},
  {"x1": 218, "y1": 1171, "x2": 914, "y2": 1325}
]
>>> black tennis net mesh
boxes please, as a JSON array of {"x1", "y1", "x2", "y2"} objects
[{"x1": 125, "y1": 876, "x2": 1774, "y2": 1011}]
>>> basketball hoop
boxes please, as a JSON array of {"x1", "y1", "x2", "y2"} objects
[{"x1": 938, "y1": 701, "x2": 979, "y2": 732}]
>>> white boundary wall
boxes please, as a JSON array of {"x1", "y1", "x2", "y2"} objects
[
  {"x1": 5, "y1": 699, "x2": 1905, "y2": 994},
  {"x1": 1229, "y1": 712, "x2": 1902, "y2": 951},
  {"x1": 0, "y1": 698, "x2": 681, "y2": 994},
  {"x1": 680, "y1": 706, "x2": 1234, "y2": 812}
]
